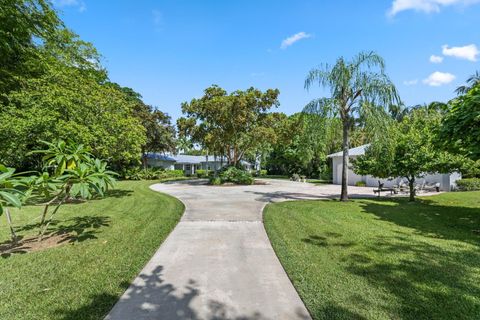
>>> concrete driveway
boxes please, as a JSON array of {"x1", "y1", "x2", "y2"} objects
[{"x1": 105, "y1": 179, "x2": 375, "y2": 320}]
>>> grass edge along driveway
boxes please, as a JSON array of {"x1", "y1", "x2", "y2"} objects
[
  {"x1": 264, "y1": 191, "x2": 480, "y2": 320},
  {"x1": 0, "y1": 180, "x2": 184, "y2": 320}
]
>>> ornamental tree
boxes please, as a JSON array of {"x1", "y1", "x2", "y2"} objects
[{"x1": 354, "y1": 109, "x2": 461, "y2": 201}]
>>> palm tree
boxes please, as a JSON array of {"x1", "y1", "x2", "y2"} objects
[
  {"x1": 304, "y1": 51, "x2": 399, "y2": 201},
  {"x1": 388, "y1": 104, "x2": 409, "y2": 122},
  {"x1": 455, "y1": 71, "x2": 480, "y2": 95}
]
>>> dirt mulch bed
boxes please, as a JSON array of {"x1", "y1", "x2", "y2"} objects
[
  {"x1": 209, "y1": 180, "x2": 269, "y2": 187},
  {"x1": 0, "y1": 233, "x2": 72, "y2": 256}
]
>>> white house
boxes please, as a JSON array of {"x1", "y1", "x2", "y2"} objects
[
  {"x1": 327, "y1": 145, "x2": 461, "y2": 191},
  {"x1": 146, "y1": 153, "x2": 253, "y2": 176}
]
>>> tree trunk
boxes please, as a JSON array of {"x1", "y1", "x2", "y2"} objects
[
  {"x1": 340, "y1": 117, "x2": 350, "y2": 201},
  {"x1": 408, "y1": 177, "x2": 416, "y2": 202},
  {"x1": 5, "y1": 208, "x2": 18, "y2": 243},
  {"x1": 142, "y1": 153, "x2": 148, "y2": 170},
  {"x1": 205, "y1": 154, "x2": 209, "y2": 176},
  {"x1": 38, "y1": 193, "x2": 62, "y2": 236},
  {"x1": 40, "y1": 194, "x2": 68, "y2": 239}
]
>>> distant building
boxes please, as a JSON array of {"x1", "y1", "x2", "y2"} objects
[
  {"x1": 146, "y1": 153, "x2": 253, "y2": 176},
  {"x1": 327, "y1": 144, "x2": 461, "y2": 191}
]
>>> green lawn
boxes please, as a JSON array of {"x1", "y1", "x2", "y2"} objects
[
  {"x1": 264, "y1": 192, "x2": 480, "y2": 320},
  {"x1": 0, "y1": 180, "x2": 184, "y2": 320}
]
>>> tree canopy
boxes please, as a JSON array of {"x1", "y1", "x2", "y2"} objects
[
  {"x1": 440, "y1": 81, "x2": 480, "y2": 161},
  {"x1": 177, "y1": 85, "x2": 280, "y2": 166},
  {"x1": 0, "y1": 0, "x2": 174, "y2": 170}
]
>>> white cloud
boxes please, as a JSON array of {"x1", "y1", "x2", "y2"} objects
[
  {"x1": 429, "y1": 55, "x2": 444, "y2": 63},
  {"x1": 388, "y1": 0, "x2": 480, "y2": 17},
  {"x1": 423, "y1": 71, "x2": 456, "y2": 86},
  {"x1": 280, "y1": 32, "x2": 311, "y2": 49},
  {"x1": 403, "y1": 79, "x2": 419, "y2": 86},
  {"x1": 442, "y1": 44, "x2": 479, "y2": 61},
  {"x1": 53, "y1": 0, "x2": 86, "y2": 12}
]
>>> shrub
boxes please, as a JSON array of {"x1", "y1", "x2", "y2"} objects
[
  {"x1": 209, "y1": 166, "x2": 254, "y2": 185},
  {"x1": 355, "y1": 181, "x2": 366, "y2": 187},
  {"x1": 120, "y1": 168, "x2": 185, "y2": 180},
  {"x1": 456, "y1": 178, "x2": 480, "y2": 191},
  {"x1": 221, "y1": 166, "x2": 254, "y2": 185},
  {"x1": 209, "y1": 177, "x2": 222, "y2": 185},
  {"x1": 196, "y1": 169, "x2": 207, "y2": 178},
  {"x1": 165, "y1": 170, "x2": 185, "y2": 178}
]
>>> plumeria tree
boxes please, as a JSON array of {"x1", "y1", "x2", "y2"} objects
[
  {"x1": 3, "y1": 140, "x2": 117, "y2": 241},
  {"x1": 31, "y1": 141, "x2": 117, "y2": 237},
  {"x1": 304, "y1": 51, "x2": 400, "y2": 201}
]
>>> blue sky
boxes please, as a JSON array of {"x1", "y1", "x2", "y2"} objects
[{"x1": 54, "y1": 0, "x2": 480, "y2": 120}]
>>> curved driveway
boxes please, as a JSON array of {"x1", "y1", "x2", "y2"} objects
[{"x1": 106, "y1": 179, "x2": 374, "y2": 320}]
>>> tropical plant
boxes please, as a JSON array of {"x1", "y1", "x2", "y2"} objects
[
  {"x1": 0, "y1": 165, "x2": 24, "y2": 242},
  {"x1": 30, "y1": 140, "x2": 92, "y2": 175},
  {"x1": 37, "y1": 157, "x2": 116, "y2": 237},
  {"x1": 18, "y1": 140, "x2": 118, "y2": 237},
  {"x1": 304, "y1": 51, "x2": 400, "y2": 201}
]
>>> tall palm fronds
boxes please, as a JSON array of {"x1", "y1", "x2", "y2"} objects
[
  {"x1": 303, "y1": 51, "x2": 400, "y2": 201},
  {"x1": 455, "y1": 71, "x2": 480, "y2": 95}
]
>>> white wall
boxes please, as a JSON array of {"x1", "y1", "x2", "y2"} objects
[
  {"x1": 331, "y1": 156, "x2": 461, "y2": 191},
  {"x1": 147, "y1": 159, "x2": 175, "y2": 170},
  {"x1": 332, "y1": 156, "x2": 366, "y2": 186}
]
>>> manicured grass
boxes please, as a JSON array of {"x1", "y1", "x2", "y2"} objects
[
  {"x1": 260, "y1": 175, "x2": 290, "y2": 179},
  {"x1": 264, "y1": 192, "x2": 480, "y2": 320},
  {"x1": 0, "y1": 180, "x2": 184, "y2": 320},
  {"x1": 307, "y1": 179, "x2": 332, "y2": 185}
]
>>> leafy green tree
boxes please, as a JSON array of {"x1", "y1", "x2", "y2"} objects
[
  {"x1": 0, "y1": 64, "x2": 146, "y2": 169},
  {"x1": 265, "y1": 113, "x2": 342, "y2": 178},
  {"x1": 112, "y1": 84, "x2": 177, "y2": 167},
  {"x1": 178, "y1": 85, "x2": 280, "y2": 166},
  {"x1": 0, "y1": 0, "x2": 59, "y2": 93},
  {"x1": 0, "y1": 1, "x2": 150, "y2": 170},
  {"x1": 440, "y1": 82, "x2": 480, "y2": 161},
  {"x1": 0, "y1": 0, "x2": 105, "y2": 95},
  {"x1": 304, "y1": 51, "x2": 399, "y2": 201},
  {"x1": 354, "y1": 109, "x2": 460, "y2": 201}
]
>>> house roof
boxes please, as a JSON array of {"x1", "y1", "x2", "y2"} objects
[
  {"x1": 174, "y1": 155, "x2": 217, "y2": 164},
  {"x1": 327, "y1": 144, "x2": 370, "y2": 158},
  {"x1": 146, "y1": 153, "x2": 176, "y2": 162},
  {"x1": 147, "y1": 153, "x2": 231, "y2": 164}
]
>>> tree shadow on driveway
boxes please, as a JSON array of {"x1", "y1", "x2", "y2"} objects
[{"x1": 55, "y1": 265, "x2": 311, "y2": 320}]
